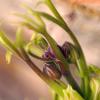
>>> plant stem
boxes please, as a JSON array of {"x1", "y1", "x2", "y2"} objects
[
  {"x1": 54, "y1": 93, "x2": 59, "y2": 100},
  {"x1": 63, "y1": 23, "x2": 90, "y2": 99}
]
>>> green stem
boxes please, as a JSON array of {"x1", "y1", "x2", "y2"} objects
[
  {"x1": 54, "y1": 93, "x2": 60, "y2": 100},
  {"x1": 59, "y1": 21, "x2": 90, "y2": 99}
]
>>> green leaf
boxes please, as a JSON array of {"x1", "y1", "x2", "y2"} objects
[
  {"x1": 20, "y1": 21, "x2": 39, "y2": 32},
  {"x1": 88, "y1": 65, "x2": 100, "y2": 75},
  {"x1": 15, "y1": 28, "x2": 25, "y2": 48},
  {"x1": 33, "y1": 11, "x2": 63, "y2": 27},
  {"x1": 5, "y1": 50, "x2": 12, "y2": 64},
  {"x1": 52, "y1": 91, "x2": 63, "y2": 100},
  {"x1": 25, "y1": 32, "x2": 48, "y2": 57},
  {"x1": 52, "y1": 84, "x2": 85, "y2": 100},
  {"x1": 90, "y1": 77, "x2": 100, "y2": 100},
  {"x1": 32, "y1": 33, "x2": 48, "y2": 49},
  {"x1": 63, "y1": 85, "x2": 84, "y2": 100},
  {"x1": 25, "y1": 41, "x2": 44, "y2": 57},
  {"x1": 49, "y1": 81, "x2": 65, "y2": 98},
  {"x1": 21, "y1": 4, "x2": 45, "y2": 27},
  {"x1": 15, "y1": 8, "x2": 46, "y2": 34},
  {"x1": 42, "y1": 0, "x2": 63, "y2": 22},
  {"x1": 0, "y1": 31, "x2": 13, "y2": 50},
  {"x1": 15, "y1": 13, "x2": 40, "y2": 29},
  {"x1": 0, "y1": 31, "x2": 20, "y2": 56}
]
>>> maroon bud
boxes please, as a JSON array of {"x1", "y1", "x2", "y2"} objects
[
  {"x1": 60, "y1": 41, "x2": 76, "y2": 63},
  {"x1": 43, "y1": 62, "x2": 62, "y2": 80},
  {"x1": 61, "y1": 42, "x2": 72, "y2": 58}
]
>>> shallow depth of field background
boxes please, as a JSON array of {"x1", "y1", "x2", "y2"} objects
[{"x1": 0, "y1": 0, "x2": 100, "y2": 100}]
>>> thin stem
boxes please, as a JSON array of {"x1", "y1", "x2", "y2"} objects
[
  {"x1": 63, "y1": 23, "x2": 89, "y2": 74},
  {"x1": 21, "y1": 47, "x2": 47, "y2": 80},
  {"x1": 59, "y1": 18, "x2": 90, "y2": 99},
  {"x1": 54, "y1": 93, "x2": 59, "y2": 100},
  {"x1": 65, "y1": 70, "x2": 83, "y2": 95}
]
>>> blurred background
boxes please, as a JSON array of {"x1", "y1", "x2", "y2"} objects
[{"x1": 0, "y1": 0, "x2": 100, "y2": 100}]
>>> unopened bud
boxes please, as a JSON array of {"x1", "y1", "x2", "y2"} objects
[
  {"x1": 62, "y1": 42, "x2": 71, "y2": 58},
  {"x1": 43, "y1": 62, "x2": 62, "y2": 80},
  {"x1": 61, "y1": 41, "x2": 76, "y2": 63}
]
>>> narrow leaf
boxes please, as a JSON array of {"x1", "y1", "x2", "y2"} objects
[
  {"x1": 42, "y1": 0, "x2": 63, "y2": 21},
  {"x1": 20, "y1": 21, "x2": 39, "y2": 32},
  {"x1": 90, "y1": 78, "x2": 100, "y2": 100},
  {"x1": 88, "y1": 64, "x2": 100, "y2": 74},
  {"x1": 0, "y1": 31, "x2": 20, "y2": 55},
  {"x1": 33, "y1": 11, "x2": 63, "y2": 26},
  {"x1": 15, "y1": 13, "x2": 40, "y2": 28},
  {"x1": 21, "y1": 5, "x2": 45, "y2": 27},
  {"x1": 15, "y1": 28, "x2": 25, "y2": 48},
  {"x1": 63, "y1": 85, "x2": 84, "y2": 100},
  {"x1": 5, "y1": 50, "x2": 12, "y2": 64}
]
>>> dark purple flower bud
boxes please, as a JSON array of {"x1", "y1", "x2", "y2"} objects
[
  {"x1": 42, "y1": 47, "x2": 56, "y2": 60},
  {"x1": 43, "y1": 62, "x2": 62, "y2": 80},
  {"x1": 61, "y1": 42, "x2": 72, "y2": 58},
  {"x1": 61, "y1": 42, "x2": 76, "y2": 63}
]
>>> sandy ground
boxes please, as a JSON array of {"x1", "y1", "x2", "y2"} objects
[{"x1": 0, "y1": 0, "x2": 100, "y2": 100}]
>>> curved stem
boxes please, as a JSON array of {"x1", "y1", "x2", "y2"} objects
[{"x1": 61, "y1": 22, "x2": 90, "y2": 99}]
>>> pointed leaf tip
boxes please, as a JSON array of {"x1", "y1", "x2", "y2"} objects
[{"x1": 5, "y1": 50, "x2": 12, "y2": 64}]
